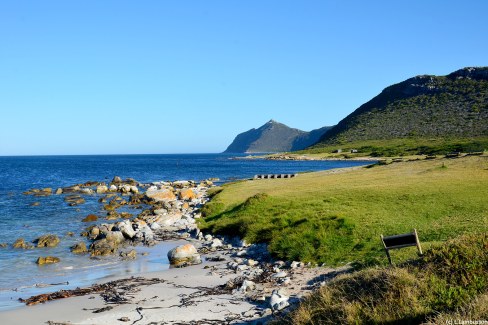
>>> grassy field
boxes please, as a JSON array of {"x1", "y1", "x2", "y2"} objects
[
  {"x1": 199, "y1": 155, "x2": 488, "y2": 266},
  {"x1": 298, "y1": 136, "x2": 488, "y2": 158}
]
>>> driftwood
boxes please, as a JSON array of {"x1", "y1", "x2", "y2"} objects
[{"x1": 20, "y1": 277, "x2": 164, "y2": 306}]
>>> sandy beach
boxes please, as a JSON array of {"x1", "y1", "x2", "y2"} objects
[{"x1": 1, "y1": 236, "x2": 349, "y2": 325}]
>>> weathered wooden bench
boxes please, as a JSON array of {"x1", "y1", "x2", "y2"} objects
[
  {"x1": 380, "y1": 229, "x2": 422, "y2": 265},
  {"x1": 253, "y1": 174, "x2": 298, "y2": 180}
]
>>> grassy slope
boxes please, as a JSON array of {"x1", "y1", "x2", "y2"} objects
[
  {"x1": 279, "y1": 233, "x2": 488, "y2": 324},
  {"x1": 200, "y1": 156, "x2": 488, "y2": 266}
]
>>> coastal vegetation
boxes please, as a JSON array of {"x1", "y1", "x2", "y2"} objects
[
  {"x1": 312, "y1": 67, "x2": 488, "y2": 151},
  {"x1": 278, "y1": 233, "x2": 488, "y2": 324},
  {"x1": 199, "y1": 156, "x2": 488, "y2": 266}
]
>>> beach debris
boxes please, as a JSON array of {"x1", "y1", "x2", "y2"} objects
[
  {"x1": 36, "y1": 256, "x2": 60, "y2": 265},
  {"x1": 70, "y1": 242, "x2": 88, "y2": 254},
  {"x1": 20, "y1": 277, "x2": 164, "y2": 306},
  {"x1": 118, "y1": 316, "x2": 130, "y2": 322},
  {"x1": 167, "y1": 243, "x2": 201, "y2": 267},
  {"x1": 34, "y1": 234, "x2": 60, "y2": 248}
]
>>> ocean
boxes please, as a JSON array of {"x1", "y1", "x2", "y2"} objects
[{"x1": 0, "y1": 154, "x2": 371, "y2": 310}]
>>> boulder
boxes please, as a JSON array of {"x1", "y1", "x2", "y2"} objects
[
  {"x1": 96, "y1": 185, "x2": 108, "y2": 194},
  {"x1": 90, "y1": 239, "x2": 118, "y2": 256},
  {"x1": 70, "y1": 242, "x2": 87, "y2": 254},
  {"x1": 82, "y1": 214, "x2": 98, "y2": 222},
  {"x1": 120, "y1": 249, "x2": 137, "y2": 260},
  {"x1": 129, "y1": 186, "x2": 139, "y2": 194},
  {"x1": 167, "y1": 244, "x2": 201, "y2": 266},
  {"x1": 150, "y1": 222, "x2": 161, "y2": 230},
  {"x1": 34, "y1": 234, "x2": 60, "y2": 248},
  {"x1": 116, "y1": 220, "x2": 136, "y2": 239},
  {"x1": 179, "y1": 189, "x2": 196, "y2": 200},
  {"x1": 270, "y1": 289, "x2": 289, "y2": 311},
  {"x1": 109, "y1": 185, "x2": 118, "y2": 192},
  {"x1": 105, "y1": 231, "x2": 125, "y2": 245},
  {"x1": 210, "y1": 238, "x2": 223, "y2": 248},
  {"x1": 55, "y1": 188, "x2": 63, "y2": 195},
  {"x1": 240, "y1": 280, "x2": 256, "y2": 292},
  {"x1": 64, "y1": 195, "x2": 85, "y2": 206},
  {"x1": 145, "y1": 189, "x2": 176, "y2": 202},
  {"x1": 36, "y1": 256, "x2": 60, "y2": 265},
  {"x1": 12, "y1": 238, "x2": 33, "y2": 249},
  {"x1": 80, "y1": 188, "x2": 94, "y2": 195},
  {"x1": 155, "y1": 213, "x2": 182, "y2": 226},
  {"x1": 112, "y1": 176, "x2": 123, "y2": 184},
  {"x1": 0, "y1": 243, "x2": 7, "y2": 248}
]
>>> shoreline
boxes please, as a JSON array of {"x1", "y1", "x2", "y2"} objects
[{"x1": 0, "y1": 168, "x2": 361, "y2": 324}]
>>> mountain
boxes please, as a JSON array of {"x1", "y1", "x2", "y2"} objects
[
  {"x1": 313, "y1": 67, "x2": 488, "y2": 148},
  {"x1": 224, "y1": 120, "x2": 332, "y2": 153}
]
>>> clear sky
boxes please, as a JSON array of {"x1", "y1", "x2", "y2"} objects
[{"x1": 1, "y1": 1, "x2": 487, "y2": 155}]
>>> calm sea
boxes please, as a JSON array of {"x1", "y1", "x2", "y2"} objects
[{"x1": 0, "y1": 154, "x2": 371, "y2": 310}]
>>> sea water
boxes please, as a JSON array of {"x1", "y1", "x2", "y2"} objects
[{"x1": 0, "y1": 154, "x2": 371, "y2": 310}]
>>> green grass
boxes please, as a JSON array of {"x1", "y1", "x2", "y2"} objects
[
  {"x1": 298, "y1": 136, "x2": 488, "y2": 157},
  {"x1": 199, "y1": 156, "x2": 488, "y2": 266},
  {"x1": 277, "y1": 233, "x2": 488, "y2": 324}
]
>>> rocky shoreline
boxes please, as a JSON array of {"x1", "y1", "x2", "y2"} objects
[{"x1": 3, "y1": 175, "x2": 352, "y2": 324}]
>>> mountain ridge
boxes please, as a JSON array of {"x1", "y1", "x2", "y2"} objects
[
  {"x1": 224, "y1": 120, "x2": 332, "y2": 153},
  {"x1": 313, "y1": 67, "x2": 488, "y2": 148}
]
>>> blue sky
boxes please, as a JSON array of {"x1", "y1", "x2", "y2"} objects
[{"x1": 1, "y1": 1, "x2": 487, "y2": 155}]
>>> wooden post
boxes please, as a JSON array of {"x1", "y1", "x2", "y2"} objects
[
  {"x1": 380, "y1": 234, "x2": 392, "y2": 265},
  {"x1": 414, "y1": 229, "x2": 423, "y2": 255}
]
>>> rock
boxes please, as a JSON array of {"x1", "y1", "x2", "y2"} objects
[
  {"x1": 150, "y1": 222, "x2": 161, "y2": 230},
  {"x1": 29, "y1": 202, "x2": 40, "y2": 207},
  {"x1": 270, "y1": 289, "x2": 289, "y2": 311},
  {"x1": 240, "y1": 280, "x2": 256, "y2": 292},
  {"x1": 210, "y1": 238, "x2": 223, "y2": 248},
  {"x1": 134, "y1": 226, "x2": 153, "y2": 243},
  {"x1": 120, "y1": 185, "x2": 131, "y2": 193},
  {"x1": 204, "y1": 234, "x2": 213, "y2": 241},
  {"x1": 64, "y1": 195, "x2": 85, "y2": 206},
  {"x1": 36, "y1": 256, "x2": 60, "y2": 265},
  {"x1": 247, "y1": 259, "x2": 259, "y2": 267},
  {"x1": 173, "y1": 180, "x2": 190, "y2": 188},
  {"x1": 66, "y1": 232, "x2": 74, "y2": 237},
  {"x1": 82, "y1": 214, "x2": 98, "y2": 222},
  {"x1": 90, "y1": 239, "x2": 118, "y2": 256},
  {"x1": 105, "y1": 231, "x2": 125, "y2": 244},
  {"x1": 96, "y1": 185, "x2": 108, "y2": 194},
  {"x1": 179, "y1": 189, "x2": 196, "y2": 200},
  {"x1": 0, "y1": 243, "x2": 7, "y2": 248},
  {"x1": 34, "y1": 234, "x2": 60, "y2": 248},
  {"x1": 272, "y1": 271, "x2": 287, "y2": 279},
  {"x1": 55, "y1": 188, "x2": 63, "y2": 195},
  {"x1": 129, "y1": 186, "x2": 139, "y2": 194},
  {"x1": 290, "y1": 261, "x2": 301, "y2": 269},
  {"x1": 112, "y1": 176, "x2": 123, "y2": 184},
  {"x1": 117, "y1": 220, "x2": 136, "y2": 239},
  {"x1": 167, "y1": 244, "x2": 201, "y2": 266},
  {"x1": 182, "y1": 202, "x2": 190, "y2": 210},
  {"x1": 71, "y1": 242, "x2": 87, "y2": 254},
  {"x1": 80, "y1": 188, "x2": 94, "y2": 195},
  {"x1": 109, "y1": 185, "x2": 118, "y2": 191},
  {"x1": 120, "y1": 249, "x2": 137, "y2": 260},
  {"x1": 281, "y1": 277, "x2": 291, "y2": 285},
  {"x1": 155, "y1": 213, "x2": 182, "y2": 226},
  {"x1": 118, "y1": 317, "x2": 130, "y2": 322},
  {"x1": 145, "y1": 189, "x2": 176, "y2": 202}
]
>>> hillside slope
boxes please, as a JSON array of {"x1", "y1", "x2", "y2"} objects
[
  {"x1": 313, "y1": 67, "x2": 488, "y2": 150},
  {"x1": 224, "y1": 120, "x2": 331, "y2": 153}
]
